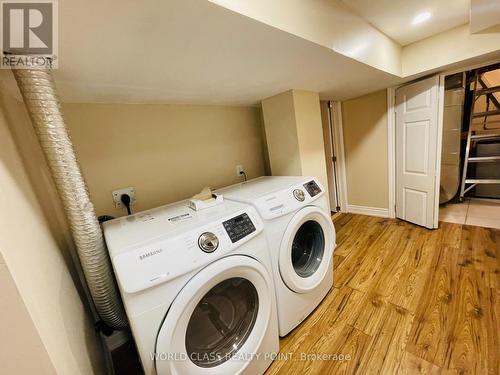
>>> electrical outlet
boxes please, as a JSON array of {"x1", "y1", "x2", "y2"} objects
[
  {"x1": 236, "y1": 165, "x2": 244, "y2": 176},
  {"x1": 112, "y1": 187, "x2": 136, "y2": 209}
]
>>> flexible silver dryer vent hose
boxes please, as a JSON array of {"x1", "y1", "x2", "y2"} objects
[{"x1": 13, "y1": 69, "x2": 128, "y2": 330}]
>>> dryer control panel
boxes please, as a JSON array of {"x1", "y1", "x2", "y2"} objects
[
  {"x1": 250, "y1": 177, "x2": 326, "y2": 220},
  {"x1": 223, "y1": 213, "x2": 256, "y2": 243},
  {"x1": 303, "y1": 180, "x2": 322, "y2": 197}
]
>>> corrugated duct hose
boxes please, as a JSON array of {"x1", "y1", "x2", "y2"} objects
[{"x1": 13, "y1": 69, "x2": 128, "y2": 330}]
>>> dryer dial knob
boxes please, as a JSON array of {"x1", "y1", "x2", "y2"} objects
[
  {"x1": 293, "y1": 189, "x2": 305, "y2": 202},
  {"x1": 198, "y1": 232, "x2": 219, "y2": 253}
]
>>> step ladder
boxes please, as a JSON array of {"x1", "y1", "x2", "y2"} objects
[{"x1": 459, "y1": 68, "x2": 500, "y2": 201}]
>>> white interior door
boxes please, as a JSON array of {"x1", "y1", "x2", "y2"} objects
[{"x1": 395, "y1": 76, "x2": 440, "y2": 229}]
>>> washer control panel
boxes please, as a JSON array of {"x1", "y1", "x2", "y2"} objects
[
  {"x1": 223, "y1": 213, "x2": 256, "y2": 243},
  {"x1": 303, "y1": 180, "x2": 322, "y2": 197}
]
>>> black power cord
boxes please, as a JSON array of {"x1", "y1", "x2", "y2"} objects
[
  {"x1": 98, "y1": 215, "x2": 115, "y2": 223},
  {"x1": 120, "y1": 194, "x2": 132, "y2": 215}
]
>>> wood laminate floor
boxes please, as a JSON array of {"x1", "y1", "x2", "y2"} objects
[{"x1": 267, "y1": 214, "x2": 499, "y2": 375}]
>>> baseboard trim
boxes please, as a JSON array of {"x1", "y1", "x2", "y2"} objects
[{"x1": 346, "y1": 205, "x2": 389, "y2": 218}]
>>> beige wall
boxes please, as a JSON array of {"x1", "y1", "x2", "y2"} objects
[
  {"x1": 402, "y1": 24, "x2": 500, "y2": 77},
  {"x1": 0, "y1": 253, "x2": 57, "y2": 375},
  {"x1": 0, "y1": 71, "x2": 106, "y2": 375},
  {"x1": 262, "y1": 90, "x2": 330, "y2": 207},
  {"x1": 293, "y1": 91, "x2": 330, "y2": 194},
  {"x1": 62, "y1": 103, "x2": 267, "y2": 217},
  {"x1": 261, "y1": 90, "x2": 302, "y2": 176},
  {"x1": 342, "y1": 90, "x2": 388, "y2": 209}
]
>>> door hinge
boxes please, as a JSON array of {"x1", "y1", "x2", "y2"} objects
[
  {"x1": 332, "y1": 156, "x2": 337, "y2": 162},
  {"x1": 328, "y1": 101, "x2": 333, "y2": 108}
]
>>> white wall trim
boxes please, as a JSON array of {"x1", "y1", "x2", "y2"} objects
[
  {"x1": 386, "y1": 87, "x2": 396, "y2": 219},
  {"x1": 433, "y1": 74, "x2": 446, "y2": 229},
  {"x1": 332, "y1": 101, "x2": 348, "y2": 212},
  {"x1": 347, "y1": 205, "x2": 389, "y2": 218}
]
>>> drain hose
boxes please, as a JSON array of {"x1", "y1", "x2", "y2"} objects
[{"x1": 13, "y1": 69, "x2": 128, "y2": 330}]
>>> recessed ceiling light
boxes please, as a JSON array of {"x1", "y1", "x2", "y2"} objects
[{"x1": 412, "y1": 11, "x2": 432, "y2": 25}]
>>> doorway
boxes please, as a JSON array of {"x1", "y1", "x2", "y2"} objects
[
  {"x1": 438, "y1": 63, "x2": 500, "y2": 229},
  {"x1": 389, "y1": 61, "x2": 500, "y2": 230},
  {"x1": 320, "y1": 101, "x2": 346, "y2": 215}
]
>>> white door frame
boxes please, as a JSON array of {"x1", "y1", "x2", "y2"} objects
[
  {"x1": 434, "y1": 76, "x2": 445, "y2": 228},
  {"x1": 387, "y1": 57, "x2": 500, "y2": 227},
  {"x1": 387, "y1": 88, "x2": 396, "y2": 219},
  {"x1": 330, "y1": 101, "x2": 348, "y2": 212}
]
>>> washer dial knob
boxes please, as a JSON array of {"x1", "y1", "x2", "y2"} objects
[
  {"x1": 198, "y1": 232, "x2": 219, "y2": 253},
  {"x1": 293, "y1": 189, "x2": 305, "y2": 201}
]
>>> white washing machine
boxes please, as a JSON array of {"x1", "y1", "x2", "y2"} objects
[
  {"x1": 103, "y1": 199, "x2": 279, "y2": 375},
  {"x1": 217, "y1": 176, "x2": 335, "y2": 336}
]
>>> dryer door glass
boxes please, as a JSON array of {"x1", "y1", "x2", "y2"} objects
[
  {"x1": 291, "y1": 220, "x2": 325, "y2": 278},
  {"x1": 185, "y1": 277, "x2": 259, "y2": 367}
]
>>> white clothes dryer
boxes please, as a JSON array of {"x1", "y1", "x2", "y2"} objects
[
  {"x1": 103, "y1": 199, "x2": 279, "y2": 375},
  {"x1": 217, "y1": 176, "x2": 336, "y2": 336}
]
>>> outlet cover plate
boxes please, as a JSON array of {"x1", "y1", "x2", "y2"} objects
[
  {"x1": 236, "y1": 165, "x2": 244, "y2": 176},
  {"x1": 112, "y1": 187, "x2": 136, "y2": 209}
]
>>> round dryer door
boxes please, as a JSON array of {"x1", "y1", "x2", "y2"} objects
[
  {"x1": 155, "y1": 256, "x2": 273, "y2": 375},
  {"x1": 278, "y1": 206, "x2": 335, "y2": 293}
]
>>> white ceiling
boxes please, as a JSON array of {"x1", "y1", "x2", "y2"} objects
[
  {"x1": 52, "y1": 0, "x2": 497, "y2": 105},
  {"x1": 341, "y1": 0, "x2": 470, "y2": 46},
  {"x1": 54, "y1": 0, "x2": 403, "y2": 105}
]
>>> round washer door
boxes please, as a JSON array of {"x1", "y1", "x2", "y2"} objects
[
  {"x1": 155, "y1": 255, "x2": 273, "y2": 375},
  {"x1": 279, "y1": 206, "x2": 334, "y2": 293}
]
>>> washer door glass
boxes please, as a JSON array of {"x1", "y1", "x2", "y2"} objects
[
  {"x1": 291, "y1": 220, "x2": 325, "y2": 278},
  {"x1": 278, "y1": 206, "x2": 335, "y2": 293},
  {"x1": 185, "y1": 277, "x2": 259, "y2": 368}
]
